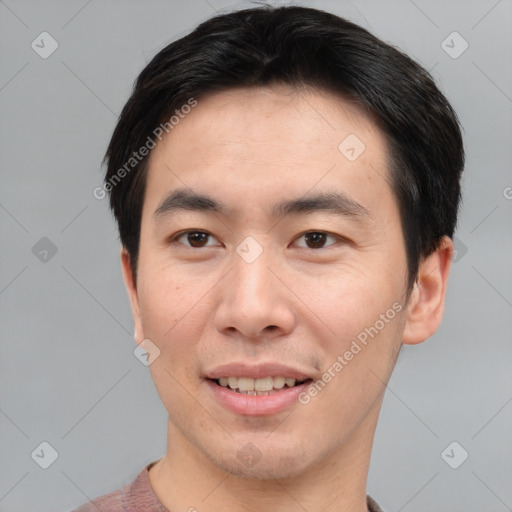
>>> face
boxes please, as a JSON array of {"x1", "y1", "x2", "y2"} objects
[{"x1": 124, "y1": 85, "x2": 413, "y2": 480}]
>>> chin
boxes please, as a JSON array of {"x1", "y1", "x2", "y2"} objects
[{"x1": 206, "y1": 440, "x2": 316, "y2": 481}]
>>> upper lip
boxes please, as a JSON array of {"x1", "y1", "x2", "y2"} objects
[{"x1": 204, "y1": 362, "x2": 314, "y2": 381}]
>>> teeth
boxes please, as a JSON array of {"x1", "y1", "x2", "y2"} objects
[
  {"x1": 255, "y1": 377, "x2": 273, "y2": 391},
  {"x1": 216, "y1": 376, "x2": 301, "y2": 392},
  {"x1": 273, "y1": 376, "x2": 286, "y2": 389},
  {"x1": 238, "y1": 377, "x2": 254, "y2": 391}
]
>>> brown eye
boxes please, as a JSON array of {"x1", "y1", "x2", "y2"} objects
[
  {"x1": 305, "y1": 232, "x2": 327, "y2": 248},
  {"x1": 295, "y1": 231, "x2": 339, "y2": 249},
  {"x1": 174, "y1": 231, "x2": 219, "y2": 248}
]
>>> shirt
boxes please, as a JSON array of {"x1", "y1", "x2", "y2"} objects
[{"x1": 70, "y1": 460, "x2": 384, "y2": 512}]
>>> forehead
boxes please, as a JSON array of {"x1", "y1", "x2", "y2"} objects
[
  {"x1": 143, "y1": 85, "x2": 392, "y2": 219},
  {"x1": 156, "y1": 84, "x2": 381, "y2": 154}
]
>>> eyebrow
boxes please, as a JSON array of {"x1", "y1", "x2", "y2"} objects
[{"x1": 153, "y1": 187, "x2": 371, "y2": 222}]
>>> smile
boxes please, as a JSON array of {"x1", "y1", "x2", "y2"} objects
[
  {"x1": 206, "y1": 377, "x2": 313, "y2": 416},
  {"x1": 213, "y1": 376, "x2": 308, "y2": 395}
]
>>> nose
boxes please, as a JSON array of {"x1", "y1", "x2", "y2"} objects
[{"x1": 213, "y1": 245, "x2": 296, "y2": 341}]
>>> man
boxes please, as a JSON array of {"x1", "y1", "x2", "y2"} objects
[{"x1": 74, "y1": 5, "x2": 464, "y2": 511}]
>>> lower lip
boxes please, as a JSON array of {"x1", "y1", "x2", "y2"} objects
[{"x1": 206, "y1": 379, "x2": 311, "y2": 416}]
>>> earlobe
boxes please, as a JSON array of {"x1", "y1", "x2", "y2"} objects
[
  {"x1": 402, "y1": 236, "x2": 454, "y2": 345},
  {"x1": 120, "y1": 248, "x2": 145, "y2": 344}
]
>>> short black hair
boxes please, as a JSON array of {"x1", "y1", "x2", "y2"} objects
[{"x1": 103, "y1": 5, "x2": 464, "y2": 296}]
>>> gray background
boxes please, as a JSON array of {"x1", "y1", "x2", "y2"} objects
[{"x1": 1, "y1": 0, "x2": 511, "y2": 511}]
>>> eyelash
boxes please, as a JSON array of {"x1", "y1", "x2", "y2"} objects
[{"x1": 169, "y1": 230, "x2": 346, "y2": 250}]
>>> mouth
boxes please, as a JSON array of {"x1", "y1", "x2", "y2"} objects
[
  {"x1": 204, "y1": 362, "x2": 316, "y2": 415},
  {"x1": 209, "y1": 376, "x2": 313, "y2": 395},
  {"x1": 205, "y1": 375, "x2": 314, "y2": 416}
]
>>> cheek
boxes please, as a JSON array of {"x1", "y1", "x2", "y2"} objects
[
  {"x1": 295, "y1": 266, "x2": 405, "y2": 379},
  {"x1": 140, "y1": 277, "x2": 207, "y2": 410},
  {"x1": 293, "y1": 265, "x2": 396, "y2": 327},
  {"x1": 312, "y1": 308, "x2": 404, "y2": 414},
  {"x1": 136, "y1": 267, "x2": 211, "y2": 372},
  {"x1": 137, "y1": 258, "x2": 202, "y2": 327}
]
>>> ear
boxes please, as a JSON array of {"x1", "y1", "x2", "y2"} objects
[
  {"x1": 121, "y1": 248, "x2": 145, "y2": 344},
  {"x1": 402, "y1": 236, "x2": 454, "y2": 345}
]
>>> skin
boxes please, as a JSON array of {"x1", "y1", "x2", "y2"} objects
[{"x1": 121, "y1": 85, "x2": 453, "y2": 512}]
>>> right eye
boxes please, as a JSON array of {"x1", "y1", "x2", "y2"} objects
[{"x1": 170, "y1": 230, "x2": 221, "y2": 248}]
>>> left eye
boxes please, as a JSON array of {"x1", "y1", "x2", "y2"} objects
[
  {"x1": 294, "y1": 231, "x2": 339, "y2": 249},
  {"x1": 173, "y1": 231, "x2": 220, "y2": 248}
]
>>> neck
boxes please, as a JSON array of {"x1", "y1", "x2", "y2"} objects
[{"x1": 148, "y1": 403, "x2": 380, "y2": 512}]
